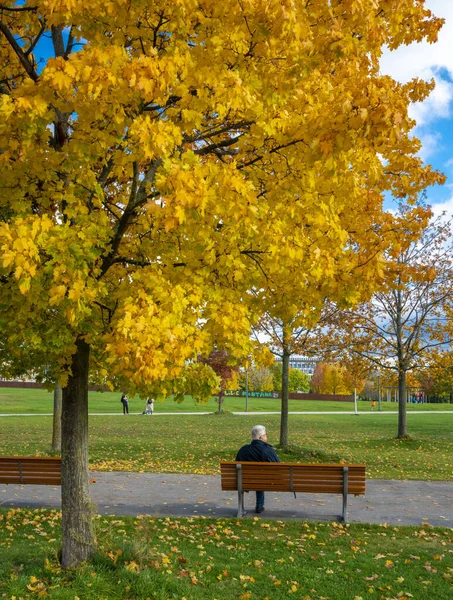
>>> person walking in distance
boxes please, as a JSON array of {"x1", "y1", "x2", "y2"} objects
[
  {"x1": 120, "y1": 393, "x2": 129, "y2": 415},
  {"x1": 235, "y1": 425, "x2": 280, "y2": 514},
  {"x1": 145, "y1": 398, "x2": 154, "y2": 415}
]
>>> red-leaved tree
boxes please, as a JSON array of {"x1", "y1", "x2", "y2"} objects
[{"x1": 198, "y1": 350, "x2": 239, "y2": 412}]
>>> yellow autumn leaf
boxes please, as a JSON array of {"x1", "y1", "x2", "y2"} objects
[
  {"x1": 19, "y1": 278, "x2": 31, "y2": 295},
  {"x1": 125, "y1": 561, "x2": 140, "y2": 572}
]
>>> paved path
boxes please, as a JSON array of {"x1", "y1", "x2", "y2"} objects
[
  {"x1": 1, "y1": 472, "x2": 452, "y2": 527},
  {"x1": 2, "y1": 411, "x2": 453, "y2": 417}
]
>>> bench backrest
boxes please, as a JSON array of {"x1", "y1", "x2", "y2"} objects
[
  {"x1": 0, "y1": 456, "x2": 62, "y2": 485},
  {"x1": 220, "y1": 462, "x2": 366, "y2": 495}
]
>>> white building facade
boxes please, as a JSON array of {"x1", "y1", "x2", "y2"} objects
[{"x1": 274, "y1": 355, "x2": 318, "y2": 376}]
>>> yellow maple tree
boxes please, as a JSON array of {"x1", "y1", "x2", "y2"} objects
[{"x1": 0, "y1": 0, "x2": 445, "y2": 566}]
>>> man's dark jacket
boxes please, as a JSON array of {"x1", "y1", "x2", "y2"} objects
[{"x1": 235, "y1": 439, "x2": 280, "y2": 462}]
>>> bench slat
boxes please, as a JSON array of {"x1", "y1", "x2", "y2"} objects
[
  {"x1": 221, "y1": 484, "x2": 365, "y2": 494},
  {"x1": 220, "y1": 463, "x2": 365, "y2": 474},
  {"x1": 240, "y1": 478, "x2": 365, "y2": 488},
  {"x1": 0, "y1": 476, "x2": 61, "y2": 485},
  {"x1": 0, "y1": 467, "x2": 61, "y2": 473},
  {"x1": 0, "y1": 456, "x2": 61, "y2": 464},
  {"x1": 221, "y1": 461, "x2": 366, "y2": 468},
  {"x1": 239, "y1": 472, "x2": 366, "y2": 481},
  {"x1": 0, "y1": 456, "x2": 62, "y2": 486}
]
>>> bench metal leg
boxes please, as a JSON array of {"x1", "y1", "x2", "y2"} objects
[
  {"x1": 237, "y1": 490, "x2": 245, "y2": 517},
  {"x1": 236, "y1": 464, "x2": 245, "y2": 517},
  {"x1": 342, "y1": 466, "x2": 349, "y2": 523},
  {"x1": 17, "y1": 459, "x2": 23, "y2": 484}
]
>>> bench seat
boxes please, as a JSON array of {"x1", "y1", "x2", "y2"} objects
[
  {"x1": 220, "y1": 461, "x2": 366, "y2": 522},
  {"x1": 0, "y1": 456, "x2": 61, "y2": 486}
]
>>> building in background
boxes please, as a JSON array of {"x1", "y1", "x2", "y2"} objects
[{"x1": 274, "y1": 355, "x2": 318, "y2": 376}]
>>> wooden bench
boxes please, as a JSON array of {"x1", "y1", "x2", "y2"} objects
[
  {"x1": 0, "y1": 456, "x2": 61, "y2": 486},
  {"x1": 220, "y1": 461, "x2": 366, "y2": 522}
]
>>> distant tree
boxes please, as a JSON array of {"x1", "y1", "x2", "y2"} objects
[
  {"x1": 288, "y1": 368, "x2": 310, "y2": 393},
  {"x1": 323, "y1": 364, "x2": 348, "y2": 395},
  {"x1": 417, "y1": 351, "x2": 453, "y2": 402},
  {"x1": 198, "y1": 350, "x2": 238, "y2": 412},
  {"x1": 341, "y1": 367, "x2": 366, "y2": 396},
  {"x1": 247, "y1": 368, "x2": 274, "y2": 392},
  {"x1": 330, "y1": 210, "x2": 453, "y2": 437},
  {"x1": 361, "y1": 380, "x2": 375, "y2": 401},
  {"x1": 336, "y1": 353, "x2": 371, "y2": 396},
  {"x1": 311, "y1": 362, "x2": 349, "y2": 394},
  {"x1": 270, "y1": 362, "x2": 283, "y2": 391},
  {"x1": 0, "y1": 340, "x2": 63, "y2": 452},
  {"x1": 254, "y1": 308, "x2": 337, "y2": 448},
  {"x1": 311, "y1": 363, "x2": 328, "y2": 393}
]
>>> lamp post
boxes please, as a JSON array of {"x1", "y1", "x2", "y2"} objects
[
  {"x1": 244, "y1": 358, "x2": 250, "y2": 412},
  {"x1": 354, "y1": 387, "x2": 358, "y2": 415},
  {"x1": 377, "y1": 369, "x2": 382, "y2": 412},
  {"x1": 245, "y1": 367, "x2": 249, "y2": 412}
]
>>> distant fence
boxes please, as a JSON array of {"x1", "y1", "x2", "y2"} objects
[
  {"x1": 287, "y1": 393, "x2": 353, "y2": 402},
  {"x1": 0, "y1": 381, "x2": 42, "y2": 389},
  {"x1": 0, "y1": 381, "x2": 353, "y2": 401},
  {"x1": 225, "y1": 390, "x2": 353, "y2": 402},
  {"x1": 0, "y1": 380, "x2": 108, "y2": 391}
]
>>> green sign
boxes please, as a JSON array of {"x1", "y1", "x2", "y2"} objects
[{"x1": 224, "y1": 390, "x2": 279, "y2": 399}]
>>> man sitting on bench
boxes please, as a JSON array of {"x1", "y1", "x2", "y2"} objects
[{"x1": 236, "y1": 425, "x2": 280, "y2": 514}]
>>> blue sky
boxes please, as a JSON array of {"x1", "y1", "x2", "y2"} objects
[{"x1": 380, "y1": 0, "x2": 453, "y2": 215}]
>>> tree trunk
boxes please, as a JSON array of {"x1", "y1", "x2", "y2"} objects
[
  {"x1": 61, "y1": 338, "x2": 95, "y2": 568},
  {"x1": 397, "y1": 369, "x2": 407, "y2": 438},
  {"x1": 51, "y1": 383, "x2": 62, "y2": 453},
  {"x1": 217, "y1": 390, "x2": 224, "y2": 412},
  {"x1": 280, "y1": 347, "x2": 290, "y2": 448}
]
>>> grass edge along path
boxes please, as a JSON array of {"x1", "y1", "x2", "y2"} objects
[{"x1": 1, "y1": 508, "x2": 453, "y2": 600}]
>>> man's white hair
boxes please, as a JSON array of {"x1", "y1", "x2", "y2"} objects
[{"x1": 251, "y1": 425, "x2": 266, "y2": 440}]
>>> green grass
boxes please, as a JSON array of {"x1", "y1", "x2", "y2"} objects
[
  {"x1": 0, "y1": 508, "x2": 452, "y2": 600},
  {"x1": 1, "y1": 386, "x2": 452, "y2": 414},
  {"x1": 1, "y1": 396, "x2": 452, "y2": 598},
  {"x1": 1, "y1": 412, "x2": 452, "y2": 480}
]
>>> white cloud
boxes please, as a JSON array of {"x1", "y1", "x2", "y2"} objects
[
  {"x1": 430, "y1": 192, "x2": 453, "y2": 220},
  {"x1": 380, "y1": 0, "x2": 453, "y2": 81},
  {"x1": 416, "y1": 131, "x2": 444, "y2": 160},
  {"x1": 380, "y1": 0, "x2": 453, "y2": 127},
  {"x1": 409, "y1": 75, "x2": 453, "y2": 126}
]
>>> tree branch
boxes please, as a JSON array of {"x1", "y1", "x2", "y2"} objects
[
  {"x1": 98, "y1": 159, "x2": 162, "y2": 278},
  {"x1": 24, "y1": 19, "x2": 45, "y2": 57},
  {"x1": 0, "y1": 4, "x2": 37, "y2": 11},
  {"x1": 51, "y1": 24, "x2": 65, "y2": 58},
  {"x1": 0, "y1": 21, "x2": 39, "y2": 81},
  {"x1": 237, "y1": 138, "x2": 307, "y2": 170},
  {"x1": 194, "y1": 134, "x2": 244, "y2": 156}
]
